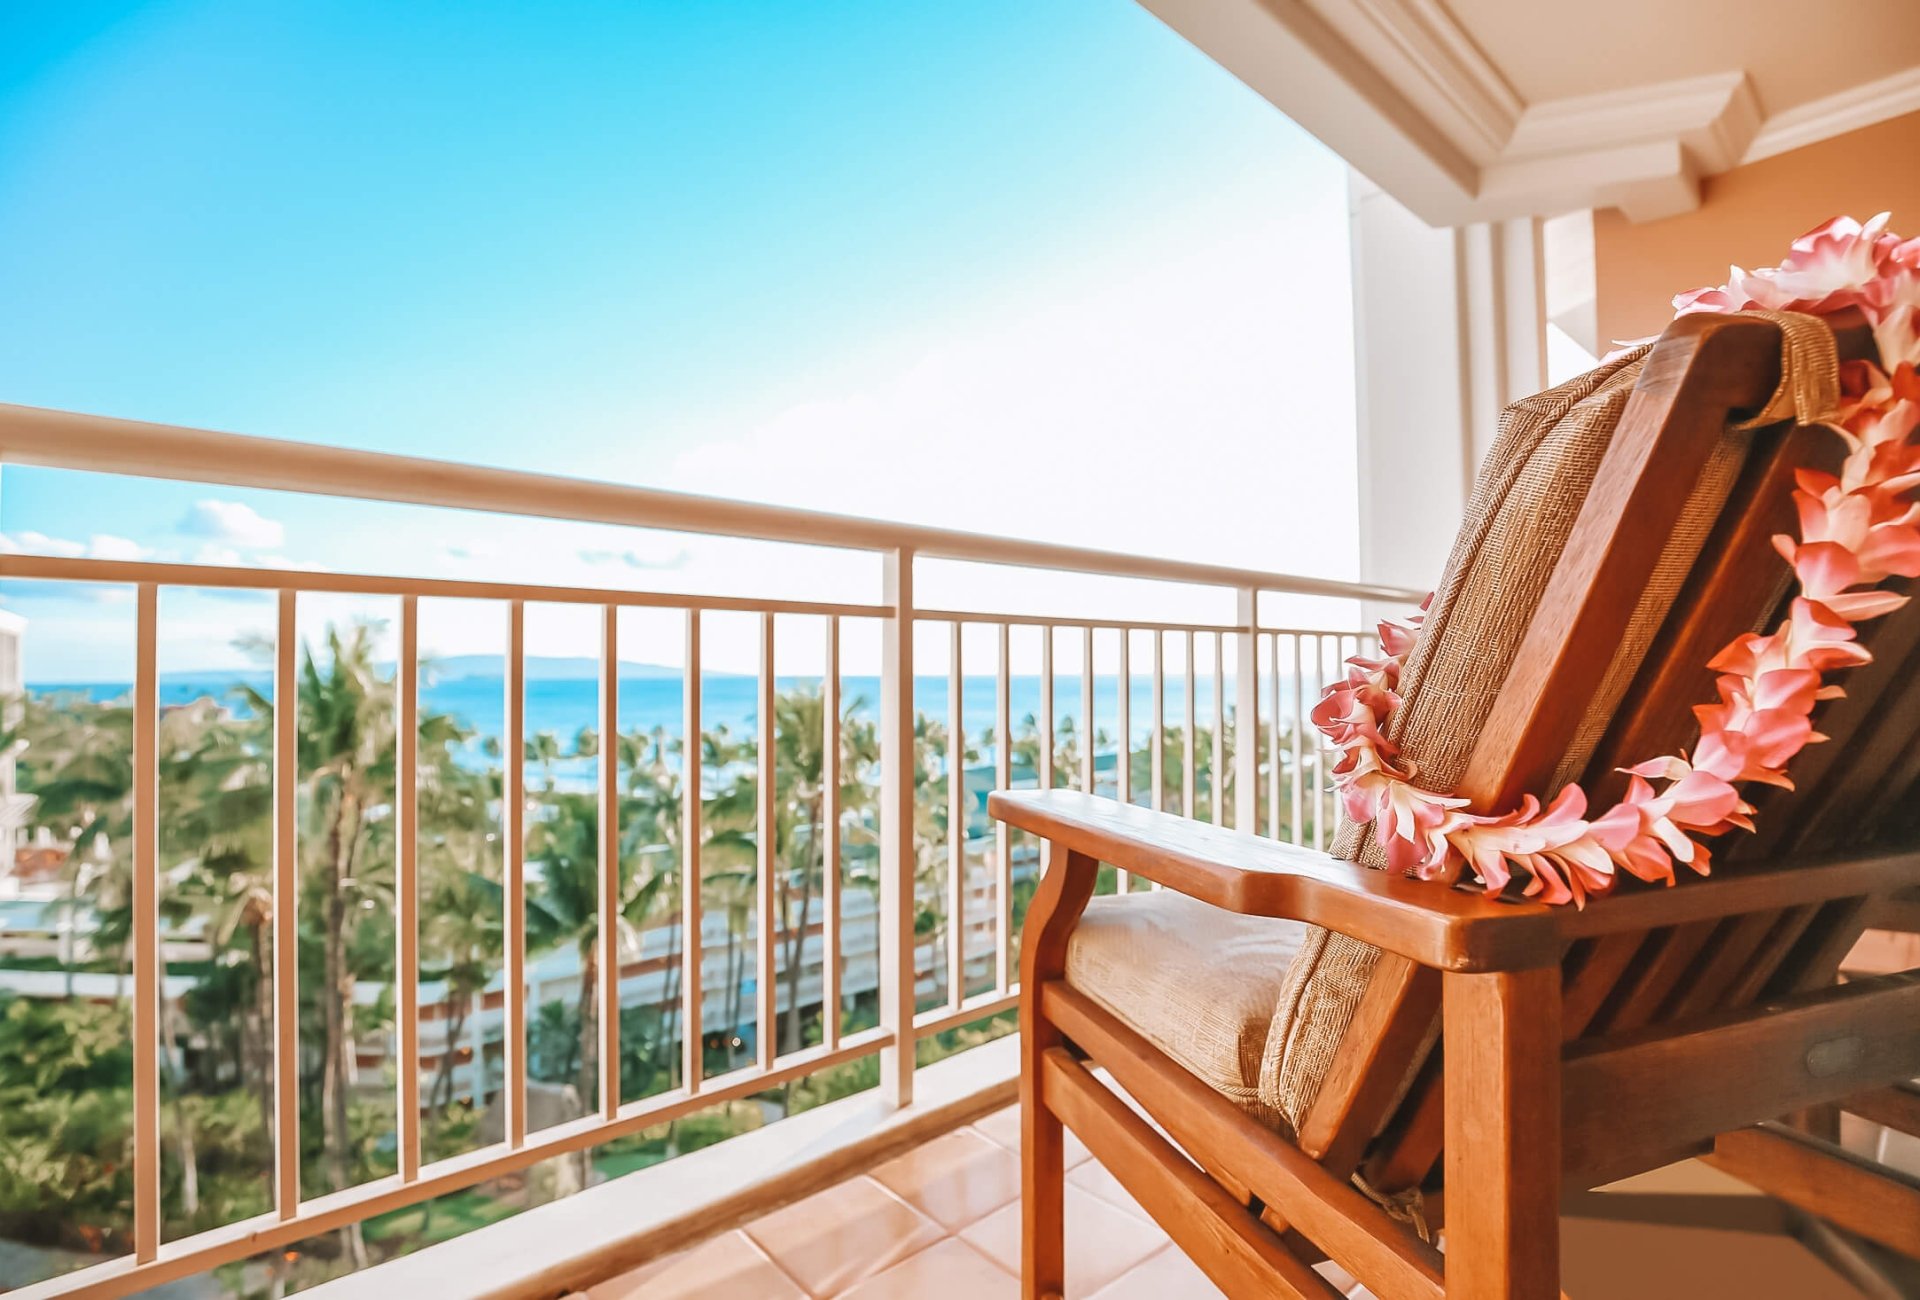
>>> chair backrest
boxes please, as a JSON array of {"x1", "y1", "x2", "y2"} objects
[{"x1": 1291, "y1": 308, "x2": 1920, "y2": 1197}]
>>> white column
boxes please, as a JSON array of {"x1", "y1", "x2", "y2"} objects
[{"x1": 1348, "y1": 173, "x2": 1550, "y2": 608}]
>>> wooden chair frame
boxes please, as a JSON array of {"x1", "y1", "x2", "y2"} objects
[{"x1": 992, "y1": 309, "x2": 1920, "y2": 1299}]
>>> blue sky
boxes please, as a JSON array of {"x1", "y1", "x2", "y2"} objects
[{"x1": 0, "y1": 1, "x2": 1359, "y2": 680}]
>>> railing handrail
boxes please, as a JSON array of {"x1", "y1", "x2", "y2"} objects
[{"x1": 0, "y1": 401, "x2": 1423, "y2": 604}]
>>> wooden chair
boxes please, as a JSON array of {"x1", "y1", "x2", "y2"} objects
[{"x1": 991, "y1": 307, "x2": 1920, "y2": 1299}]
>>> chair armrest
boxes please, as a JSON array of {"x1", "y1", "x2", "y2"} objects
[
  {"x1": 991, "y1": 790, "x2": 1920, "y2": 973},
  {"x1": 990, "y1": 789, "x2": 1561, "y2": 971}
]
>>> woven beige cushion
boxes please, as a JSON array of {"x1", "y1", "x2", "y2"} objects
[{"x1": 1065, "y1": 890, "x2": 1308, "y2": 1131}]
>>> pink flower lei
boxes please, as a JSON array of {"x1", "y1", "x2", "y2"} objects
[{"x1": 1316, "y1": 214, "x2": 1920, "y2": 907}]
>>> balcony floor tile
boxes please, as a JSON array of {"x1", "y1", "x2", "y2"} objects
[
  {"x1": 869, "y1": 1127, "x2": 1021, "y2": 1232},
  {"x1": 574, "y1": 1102, "x2": 1889, "y2": 1300},
  {"x1": 834, "y1": 1237, "x2": 1017, "y2": 1300},
  {"x1": 971, "y1": 1099, "x2": 1092, "y2": 1168},
  {"x1": 959, "y1": 1184, "x2": 1166, "y2": 1298},
  {"x1": 585, "y1": 1228, "x2": 805, "y2": 1299},
  {"x1": 743, "y1": 1175, "x2": 944, "y2": 1297}
]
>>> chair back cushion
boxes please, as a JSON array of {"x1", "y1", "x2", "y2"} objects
[{"x1": 1259, "y1": 339, "x2": 1770, "y2": 1133}]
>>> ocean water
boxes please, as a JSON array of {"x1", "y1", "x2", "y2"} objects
[{"x1": 34, "y1": 673, "x2": 1256, "y2": 744}]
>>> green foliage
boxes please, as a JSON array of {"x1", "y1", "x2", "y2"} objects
[
  {"x1": 4, "y1": 652, "x2": 1061, "y2": 1287},
  {"x1": 0, "y1": 996, "x2": 136, "y2": 1250},
  {"x1": 0, "y1": 992, "x2": 132, "y2": 1093}
]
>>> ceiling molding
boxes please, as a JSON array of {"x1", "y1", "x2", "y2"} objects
[
  {"x1": 1742, "y1": 64, "x2": 1920, "y2": 163},
  {"x1": 1504, "y1": 72, "x2": 1760, "y2": 173},
  {"x1": 1329, "y1": 0, "x2": 1521, "y2": 158},
  {"x1": 1139, "y1": 0, "x2": 1920, "y2": 227}
]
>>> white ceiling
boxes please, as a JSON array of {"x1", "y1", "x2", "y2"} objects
[
  {"x1": 1141, "y1": 0, "x2": 1920, "y2": 225},
  {"x1": 1454, "y1": 0, "x2": 1920, "y2": 113}
]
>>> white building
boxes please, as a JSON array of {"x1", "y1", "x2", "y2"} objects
[{"x1": 0, "y1": 611, "x2": 37, "y2": 885}]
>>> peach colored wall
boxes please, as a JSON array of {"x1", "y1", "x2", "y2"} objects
[{"x1": 1595, "y1": 109, "x2": 1920, "y2": 345}]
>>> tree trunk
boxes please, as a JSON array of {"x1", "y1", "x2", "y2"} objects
[
  {"x1": 321, "y1": 789, "x2": 369, "y2": 1270},
  {"x1": 779, "y1": 796, "x2": 821, "y2": 1055},
  {"x1": 576, "y1": 944, "x2": 598, "y2": 1112},
  {"x1": 658, "y1": 916, "x2": 682, "y2": 1088},
  {"x1": 433, "y1": 990, "x2": 471, "y2": 1115},
  {"x1": 249, "y1": 919, "x2": 275, "y2": 1140},
  {"x1": 724, "y1": 927, "x2": 741, "y2": 1069},
  {"x1": 158, "y1": 987, "x2": 200, "y2": 1219}
]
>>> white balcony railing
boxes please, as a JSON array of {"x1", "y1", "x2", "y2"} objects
[{"x1": 0, "y1": 401, "x2": 1416, "y2": 1298}]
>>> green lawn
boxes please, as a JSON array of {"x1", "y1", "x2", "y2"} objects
[{"x1": 362, "y1": 1187, "x2": 520, "y2": 1246}]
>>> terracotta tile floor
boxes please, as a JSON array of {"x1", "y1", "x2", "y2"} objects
[
  {"x1": 577, "y1": 1104, "x2": 1891, "y2": 1299},
  {"x1": 576, "y1": 1104, "x2": 1252, "y2": 1300}
]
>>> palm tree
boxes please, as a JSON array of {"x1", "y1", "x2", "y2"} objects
[
  {"x1": 523, "y1": 788, "x2": 603, "y2": 1108},
  {"x1": 690, "y1": 723, "x2": 757, "y2": 1069},
  {"x1": 618, "y1": 727, "x2": 686, "y2": 1088},
  {"x1": 419, "y1": 870, "x2": 499, "y2": 1120},
  {"x1": 239, "y1": 622, "x2": 397, "y2": 1270},
  {"x1": 162, "y1": 697, "x2": 275, "y2": 1141}
]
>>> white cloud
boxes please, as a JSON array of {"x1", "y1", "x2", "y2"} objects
[
  {"x1": 258, "y1": 554, "x2": 331, "y2": 573},
  {"x1": 88, "y1": 534, "x2": 152, "y2": 562},
  {"x1": 577, "y1": 543, "x2": 690, "y2": 571},
  {"x1": 0, "y1": 530, "x2": 151, "y2": 561},
  {"x1": 8, "y1": 530, "x2": 84, "y2": 558},
  {"x1": 178, "y1": 499, "x2": 285, "y2": 549}
]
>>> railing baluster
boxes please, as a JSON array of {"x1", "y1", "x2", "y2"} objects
[
  {"x1": 1289, "y1": 634, "x2": 1305, "y2": 848},
  {"x1": 682, "y1": 610, "x2": 704, "y2": 1095},
  {"x1": 1080, "y1": 627, "x2": 1094, "y2": 796},
  {"x1": 504, "y1": 600, "x2": 528, "y2": 1147},
  {"x1": 1314, "y1": 633, "x2": 1330, "y2": 851},
  {"x1": 132, "y1": 583, "x2": 160, "y2": 1262},
  {"x1": 994, "y1": 622, "x2": 1012, "y2": 992},
  {"x1": 757, "y1": 611, "x2": 777, "y2": 1072},
  {"x1": 1114, "y1": 630, "x2": 1130, "y2": 893},
  {"x1": 1151, "y1": 630, "x2": 1165, "y2": 815},
  {"x1": 396, "y1": 596, "x2": 421, "y2": 1180},
  {"x1": 879, "y1": 549, "x2": 916, "y2": 1106},
  {"x1": 1183, "y1": 630, "x2": 1197, "y2": 820},
  {"x1": 273, "y1": 590, "x2": 300, "y2": 1217},
  {"x1": 821, "y1": 616, "x2": 840, "y2": 1052},
  {"x1": 947, "y1": 622, "x2": 965, "y2": 1011},
  {"x1": 599, "y1": 605, "x2": 621, "y2": 1116},
  {"x1": 1039, "y1": 624, "x2": 1054, "y2": 792},
  {"x1": 1212, "y1": 630, "x2": 1226, "y2": 827},
  {"x1": 1267, "y1": 634, "x2": 1281, "y2": 840},
  {"x1": 1234, "y1": 590, "x2": 1258, "y2": 833}
]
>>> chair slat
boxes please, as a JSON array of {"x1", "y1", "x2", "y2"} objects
[
  {"x1": 1561, "y1": 933, "x2": 1648, "y2": 1036},
  {"x1": 1779, "y1": 615, "x2": 1920, "y2": 855},
  {"x1": 1589, "y1": 920, "x2": 1720, "y2": 1035},
  {"x1": 1772, "y1": 896, "x2": 1879, "y2": 998},
  {"x1": 1579, "y1": 420, "x2": 1835, "y2": 808},
  {"x1": 1660, "y1": 910, "x2": 1784, "y2": 1021},
  {"x1": 1296, "y1": 955, "x2": 1441, "y2": 1172},
  {"x1": 1042, "y1": 1049, "x2": 1346, "y2": 1299},
  {"x1": 1719, "y1": 904, "x2": 1822, "y2": 1006},
  {"x1": 1739, "y1": 583, "x2": 1920, "y2": 862}
]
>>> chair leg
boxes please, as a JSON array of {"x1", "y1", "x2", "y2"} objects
[
  {"x1": 1016, "y1": 842, "x2": 1098, "y2": 1300},
  {"x1": 1021, "y1": 1026, "x2": 1067, "y2": 1300},
  {"x1": 1443, "y1": 967, "x2": 1562, "y2": 1300}
]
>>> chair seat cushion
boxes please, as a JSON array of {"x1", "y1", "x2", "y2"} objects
[{"x1": 1064, "y1": 890, "x2": 1309, "y2": 1131}]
